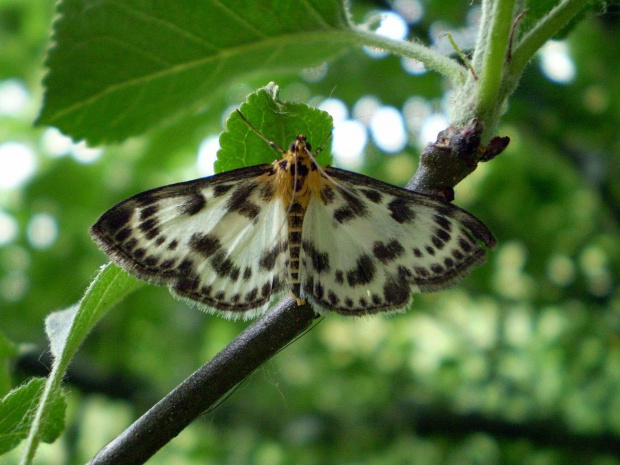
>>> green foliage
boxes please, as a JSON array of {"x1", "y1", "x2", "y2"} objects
[
  {"x1": 38, "y1": 0, "x2": 350, "y2": 144},
  {"x1": 216, "y1": 83, "x2": 333, "y2": 172},
  {"x1": 0, "y1": 378, "x2": 65, "y2": 455},
  {"x1": 18, "y1": 264, "x2": 142, "y2": 463},
  {"x1": 0, "y1": 331, "x2": 17, "y2": 397}
]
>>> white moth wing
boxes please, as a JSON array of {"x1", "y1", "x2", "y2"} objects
[
  {"x1": 299, "y1": 167, "x2": 496, "y2": 316},
  {"x1": 91, "y1": 165, "x2": 289, "y2": 319}
]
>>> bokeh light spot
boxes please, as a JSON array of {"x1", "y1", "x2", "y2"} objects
[
  {"x1": 0, "y1": 211, "x2": 18, "y2": 245},
  {"x1": 369, "y1": 106, "x2": 407, "y2": 153},
  {"x1": 393, "y1": 0, "x2": 424, "y2": 23},
  {"x1": 72, "y1": 141, "x2": 104, "y2": 164},
  {"x1": 41, "y1": 128, "x2": 73, "y2": 158},
  {"x1": 0, "y1": 142, "x2": 37, "y2": 189},
  {"x1": 300, "y1": 62, "x2": 328, "y2": 83},
  {"x1": 332, "y1": 120, "x2": 367, "y2": 169},
  {"x1": 0, "y1": 79, "x2": 29, "y2": 116},
  {"x1": 539, "y1": 41, "x2": 576, "y2": 84},
  {"x1": 319, "y1": 98, "x2": 348, "y2": 125},
  {"x1": 27, "y1": 213, "x2": 59, "y2": 249},
  {"x1": 419, "y1": 113, "x2": 448, "y2": 144},
  {"x1": 197, "y1": 136, "x2": 220, "y2": 176},
  {"x1": 364, "y1": 11, "x2": 409, "y2": 58}
]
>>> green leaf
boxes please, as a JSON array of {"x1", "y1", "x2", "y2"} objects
[
  {"x1": 0, "y1": 379, "x2": 66, "y2": 455},
  {"x1": 43, "y1": 264, "x2": 142, "y2": 368},
  {"x1": 19, "y1": 264, "x2": 143, "y2": 464},
  {"x1": 0, "y1": 331, "x2": 18, "y2": 398},
  {"x1": 38, "y1": 0, "x2": 351, "y2": 144},
  {"x1": 216, "y1": 82, "x2": 333, "y2": 173}
]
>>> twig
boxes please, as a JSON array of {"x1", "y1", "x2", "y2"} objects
[{"x1": 87, "y1": 298, "x2": 315, "y2": 465}]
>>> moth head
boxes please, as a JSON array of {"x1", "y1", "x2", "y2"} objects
[{"x1": 289, "y1": 134, "x2": 311, "y2": 154}]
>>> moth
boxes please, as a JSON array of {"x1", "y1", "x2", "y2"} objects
[{"x1": 91, "y1": 111, "x2": 496, "y2": 319}]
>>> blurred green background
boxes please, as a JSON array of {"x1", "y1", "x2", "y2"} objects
[{"x1": 1, "y1": 0, "x2": 619, "y2": 464}]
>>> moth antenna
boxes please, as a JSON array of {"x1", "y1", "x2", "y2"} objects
[
  {"x1": 236, "y1": 109, "x2": 286, "y2": 154},
  {"x1": 313, "y1": 130, "x2": 333, "y2": 158}
]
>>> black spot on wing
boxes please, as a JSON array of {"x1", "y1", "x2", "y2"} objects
[
  {"x1": 383, "y1": 277, "x2": 410, "y2": 306},
  {"x1": 245, "y1": 287, "x2": 258, "y2": 302},
  {"x1": 334, "y1": 207, "x2": 355, "y2": 224},
  {"x1": 213, "y1": 184, "x2": 233, "y2": 197},
  {"x1": 179, "y1": 193, "x2": 206, "y2": 216},
  {"x1": 145, "y1": 228, "x2": 160, "y2": 240},
  {"x1": 414, "y1": 266, "x2": 430, "y2": 277},
  {"x1": 302, "y1": 241, "x2": 330, "y2": 274},
  {"x1": 314, "y1": 282, "x2": 324, "y2": 300},
  {"x1": 431, "y1": 235, "x2": 446, "y2": 250},
  {"x1": 434, "y1": 214, "x2": 452, "y2": 232},
  {"x1": 388, "y1": 197, "x2": 415, "y2": 224},
  {"x1": 459, "y1": 236, "x2": 473, "y2": 252},
  {"x1": 259, "y1": 182, "x2": 275, "y2": 202},
  {"x1": 175, "y1": 272, "x2": 201, "y2": 293},
  {"x1": 346, "y1": 254, "x2": 376, "y2": 287},
  {"x1": 328, "y1": 291, "x2": 339, "y2": 306},
  {"x1": 333, "y1": 188, "x2": 368, "y2": 224},
  {"x1": 436, "y1": 228, "x2": 451, "y2": 242},
  {"x1": 361, "y1": 189, "x2": 382, "y2": 203},
  {"x1": 225, "y1": 182, "x2": 260, "y2": 219},
  {"x1": 160, "y1": 259, "x2": 175, "y2": 270},
  {"x1": 189, "y1": 233, "x2": 221, "y2": 258},
  {"x1": 139, "y1": 218, "x2": 158, "y2": 233},
  {"x1": 372, "y1": 239, "x2": 405, "y2": 264},
  {"x1": 115, "y1": 227, "x2": 131, "y2": 242},
  {"x1": 259, "y1": 242, "x2": 284, "y2": 271},
  {"x1": 140, "y1": 205, "x2": 158, "y2": 220},
  {"x1": 320, "y1": 184, "x2": 336, "y2": 205},
  {"x1": 178, "y1": 258, "x2": 194, "y2": 273},
  {"x1": 95, "y1": 203, "x2": 133, "y2": 235},
  {"x1": 261, "y1": 281, "x2": 271, "y2": 297},
  {"x1": 431, "y1": 264, "x2": 444, "y2": 274},
  {"x1": 211, "y1": 250, "x2": 240, "y2": 279}
]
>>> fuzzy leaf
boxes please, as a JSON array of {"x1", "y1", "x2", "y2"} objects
[{"x1": 0, "y1": 379, "x2": 66, "y2": 455}]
